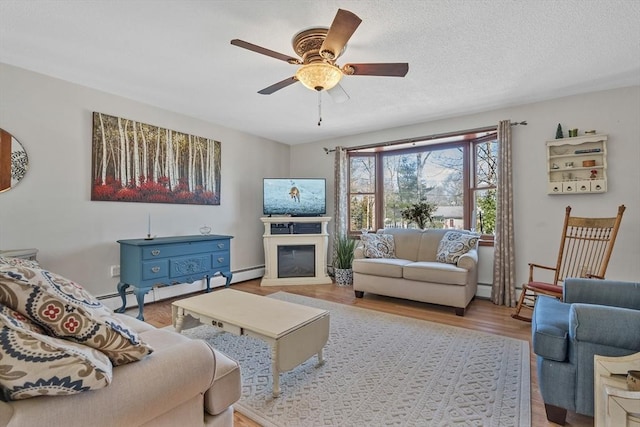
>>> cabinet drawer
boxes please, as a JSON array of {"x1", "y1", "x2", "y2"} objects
[
  {"x1": 548, "y1": 182, "x2": 562, "y2": 194},
  {"x1": 169, "y1": 254, "x2": 212, "y2": 278},
  {"x1": 142, "y1": 241, "x2": 221, "y2": 260},
  {"x1": 591, "y1": 179, "x2": 606, "y2": 192},
  {"x1": 212, "y1": 252, "x2": 230, "y2": 269},
  {"x1": 562, "y1": 182, "x2": 576, "y2": 193},
  {"x1": 576, "y1": 180, "x2": 591, "y2": 193},
  {"x1": 142, "y1": 260, "x2": 168, "y2": 280}
]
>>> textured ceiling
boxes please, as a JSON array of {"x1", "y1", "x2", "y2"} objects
[{"x1": 1, "y1": 0, "x2": 639, "y2": 145}]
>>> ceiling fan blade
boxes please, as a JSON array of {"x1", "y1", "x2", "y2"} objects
[
  {"x1": 320, "y1": 9, "x2": 362, "y2": 60},
  {"x1": 343, "y1": 63, "x2": 409, "y2": 77},
  {"x1": 327, "y1": 83, "x2": 350, "y2": 104},
  {"x1": 258, "y1": 76, "x2": 298, "y2": 95},
  {"x1": 231, "y1": 39, "x2": 301, "y2": 64}
]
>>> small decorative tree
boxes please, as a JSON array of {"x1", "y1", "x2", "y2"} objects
[
  {"x1": 556, "y1": 123, "x2": 564, "y2": 139},
  {"x1": 401, "y1": 201, "x2": 437, "y2": 229}
]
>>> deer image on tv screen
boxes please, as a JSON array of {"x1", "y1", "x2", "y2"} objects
[
  {"x1": 289, "y1": 186, "x2": 300, "y2": 202},
  {"x1": 263, "y1": 178, "x2": 326, "y2": 216}
]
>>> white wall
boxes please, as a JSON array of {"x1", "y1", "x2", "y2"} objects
[
  {"x1": 0, "y1": 63, "x2": 290, "y2": 298},
  {"x1": 290, "y1": 86, "x2": 640, "y2": 288}
]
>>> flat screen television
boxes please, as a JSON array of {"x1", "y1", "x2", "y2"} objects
[{"x1": 263, "y1": 178, "x2": 326, "y2": 217}]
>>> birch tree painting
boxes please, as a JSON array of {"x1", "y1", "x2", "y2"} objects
[{"x1": 91, "y1": 112, "x2": 221, "y2": 205}]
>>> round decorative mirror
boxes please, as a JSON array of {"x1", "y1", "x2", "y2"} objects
[{"x1": 0, "y1": 128, "x2": 29, "y2": 193}]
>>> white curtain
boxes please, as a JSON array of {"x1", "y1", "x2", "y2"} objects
[
  {"x1": 491, "y1": 120, "x2": 517, "y2": 306},
  {"x1": 333, "y1": 147, "x2": 349, "y2": 240}
]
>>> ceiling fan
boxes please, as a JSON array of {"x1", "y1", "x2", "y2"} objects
[{"x1": 230, "y1": 9, "x2": 409, "y2": 99}]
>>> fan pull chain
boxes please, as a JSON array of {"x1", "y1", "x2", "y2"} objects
[{"x1": 317, "y1": 91, "x2": 322, "y2": 126}]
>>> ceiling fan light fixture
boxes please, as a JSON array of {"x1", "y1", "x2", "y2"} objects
[{"x1": 295, "y1": 63, "x2": 342, "y2": 91}]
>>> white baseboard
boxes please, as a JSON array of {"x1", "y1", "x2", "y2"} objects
[
  {"x1": 99, "y1": 266, "x2": 265, "y2": 311},
  {"x1": 476, "y1": 283, "x2": 525, "y2": 300},
  {"x1": 476, "y1": 283, "x2": 492, "y2": 299}
]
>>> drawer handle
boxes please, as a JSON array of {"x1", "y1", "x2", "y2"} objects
[
  {"x1": 217, "y1": 243, "x2": 225, "y2": 248},
  {"x1": 151, "y1": 266, "x2": 161, "y2": 273},
  {"x1": 217, "y1": 257, "x2": 225, "y2": 263},
  {"x1": 151, "y1": 250, "x2": 161, "y2": 256}
]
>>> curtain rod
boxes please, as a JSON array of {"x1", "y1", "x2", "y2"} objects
[{"x1": 323, "y1": 120, "x2": 527, "y2": 154}]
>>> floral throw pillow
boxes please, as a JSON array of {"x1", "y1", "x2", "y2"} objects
[
  {"x1": 0, "y1": 256, "x2": 40, "y2": 269},
  {"x1": 0, "y1": 304, "x2": 113, "y2": 401},
  {"x1": 361, "y1": 233, "x2": 396, "y2": 259},
  {"x1": 436, "y1": 231, "x2": 480, "y2": 264},
  {"x1": 0, "y1": 265, "x2": 153, "y2": 366}
]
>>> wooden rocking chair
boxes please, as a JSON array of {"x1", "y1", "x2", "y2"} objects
[{"x1": 511, "y1": 204, "x2": 626, "y2": 321}]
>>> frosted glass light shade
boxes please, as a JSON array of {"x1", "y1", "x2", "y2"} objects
[{"x1": 295, "y1": 63, "x2": 343, "y2": 91}]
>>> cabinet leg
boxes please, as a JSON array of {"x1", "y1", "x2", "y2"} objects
[
  {"x1": 221, "y1": 270, "x2": 233, "y2": 288},
  {"x1": 114, "y1": 282, "x2": 129, "y2": 314},
  {"x1": 133, "y1": 288, "x2": 150, "y2": 321}
]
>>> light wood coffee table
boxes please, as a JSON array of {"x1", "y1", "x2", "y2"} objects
[{"x1": 172, "y1": 289, "x2": 329, "y2": 397}]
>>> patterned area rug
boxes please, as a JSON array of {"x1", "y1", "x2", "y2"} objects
[{"x1": 180, "y1": 292, "x2": 531, "y2": 427}]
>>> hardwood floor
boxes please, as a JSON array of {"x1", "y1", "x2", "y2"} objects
[{"x1": 142, "y1": 279, "x2": 593, "y2": 427}]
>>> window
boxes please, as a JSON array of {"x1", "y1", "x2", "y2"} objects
[{"x1": 347, "y1": 130, "x2": 497, "y2": 243}]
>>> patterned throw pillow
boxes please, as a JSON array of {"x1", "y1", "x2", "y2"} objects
[
  {"x1": 436, "y1": 231, "x2": 480, "y2": 264},
  {"x1": 0, "y1": 256, "x2": 40, "y2": 269},
  {"x1": 361, "y1": 233, "x2": 396, "y2": 259},
  {"x1": 0, "y1": 265, "x2": 153, "y2": 366},
  {"x1": 0, "y1": 304, "x2": 113, "y2": 401}
]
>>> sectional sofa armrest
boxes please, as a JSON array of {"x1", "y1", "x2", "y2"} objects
[
  {"x1": 569, "y1": 303, "x2": 640, "y2": 350},
  {"x1": 456, "y1": 248, "x2": 478, "y2": 270},
  {"x1": 564, "y1": 278, "x2": 640, "y2": 309},
  {"x1": 0, "y1": 339, "x2": 219, "y2": 427}
]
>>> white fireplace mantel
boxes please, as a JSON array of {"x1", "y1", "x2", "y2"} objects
[{"x1": 260, "y1": 216, "x2": 332, "y2": 286}]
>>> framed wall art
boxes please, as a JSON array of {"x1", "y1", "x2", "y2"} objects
[{"x1": 91, "y1": 112, "x2": 221, "y2": 205}]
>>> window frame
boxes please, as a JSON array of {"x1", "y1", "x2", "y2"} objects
[{"x1": 347, "y1": 129, "x2": 497, "y2": 245}]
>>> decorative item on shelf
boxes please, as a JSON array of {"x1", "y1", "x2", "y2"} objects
[
  {"x1": 575, "y1": 148, "x2": 602, "y2": 154},
  {"x1": 564, "y1": 162, "x2": 574, "y2": 168},
  {"x1": 568, "y1": 128, "x2": 579, "y2": 137},
  {"x1": 590, "y1": 169, "x2": 598, "y2": 179},
  {"x1": 555, "y1": 123, "x2": 564, "y2": 139},
  {"x1": 333, "y1": 235, "x2": 357, "y2": 286},
  {"x1": 582, "y1": 159, "x2": 596, "y2": 167},
  {"x1": 562, "y1": 172, "x2": 572, "y2": 180},
  {"x1": 552, "y1": 163, "x2": 560, "y2": 169},
  {"x1": 585, "y1": 130, "x2": 596, "y2": 135},
  {"x1": 199, "y1": 225, "x2": 212, "y2": 235}
]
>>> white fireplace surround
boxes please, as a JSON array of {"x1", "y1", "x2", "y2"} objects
[{"x1": 260, "y1": 216, "x2": 332, "y2": 286}]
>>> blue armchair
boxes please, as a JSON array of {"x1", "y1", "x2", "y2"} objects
[{"x1": 532, "y1": 278, "x2": 640, "y2": 425}]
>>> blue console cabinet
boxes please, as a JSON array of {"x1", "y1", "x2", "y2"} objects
[{"x1": 115, "y1": 235, "x2": 233, "y2": 320}]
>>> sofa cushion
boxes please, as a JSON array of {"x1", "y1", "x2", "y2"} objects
[
  {"x1": 436, "y1": 231, "x2": 480, "y2": 264},
  {"x1": 403, "y1": 261, "x2": 469, "y2": 285},
  {"x1": 352, "y1": 258, "x2": 411, "y2": 278},
  {"x1": 0, "y1": 303, "x2": 113, "y2": 401},
  {"x1": 361, "y1": 233, "x2": 396, "y2": 258},
  {"x1": 532, "y1": 295, "x2": 571, "y2": 362},
  {"x1": 377, "y1": 229, "x2": 423, "y2": 261},
  {"x1": 0, "y1": 264, "x2": 153, "y2": 366}
]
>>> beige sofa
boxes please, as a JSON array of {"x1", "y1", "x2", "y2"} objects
[
  {"x1": 0, "y1": 313, "x2": 241, "y2": 427},
  {"x1": 353, "y1": 228, "x2": 479, "y2": 316}
]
